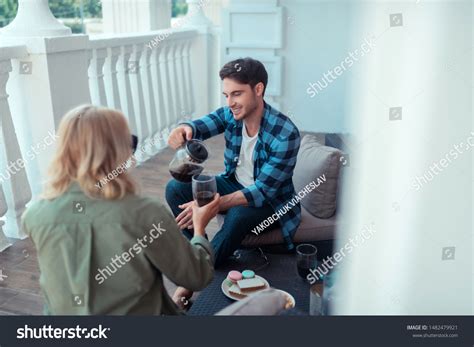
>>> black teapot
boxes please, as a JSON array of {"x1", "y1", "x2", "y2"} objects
[{"x1": 169, "y1": 139, "x2": 209, "y2": 183}]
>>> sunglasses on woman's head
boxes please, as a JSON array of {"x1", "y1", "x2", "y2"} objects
[{"x1": 131, "y1": 135, "x2": 138, "y2": 154}]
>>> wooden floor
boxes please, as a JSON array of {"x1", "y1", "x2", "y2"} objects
[{"x1": 0, "y1": 134, "x2": 226, "y2": 315}]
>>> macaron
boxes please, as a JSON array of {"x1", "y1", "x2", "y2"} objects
[
  {"x1": 242, "y1": 270, "x2": 255, "y2": 279},
  {"x1": 226, "y1": 270, "x2": 243, "y2": 286}
]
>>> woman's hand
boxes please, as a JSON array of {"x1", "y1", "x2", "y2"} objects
[
  {"x1": 176, "y1": 201, "x2": 194, "y2": 229},
  {"x1": 192, "y1": 194, "x2": 220, "y2": 236}
]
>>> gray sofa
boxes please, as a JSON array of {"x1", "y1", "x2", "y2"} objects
[{"x1": 217, "y1": 132, "x2": 350, "y2": 248}]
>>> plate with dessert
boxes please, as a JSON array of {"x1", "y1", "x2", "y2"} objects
[{"x1": 221, "y1": 270, "x2": 270, "y2": 300}]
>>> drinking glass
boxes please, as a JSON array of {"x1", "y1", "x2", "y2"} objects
[
  {"x1": 296, "y1": 243, "x2": 318, "y2": 280},
  {"x1": 192, "y1": 174, "x2": 217, "y2": 206},
  {"x1": 309, "y1": 284, "x2": 323, "y2": 316}
]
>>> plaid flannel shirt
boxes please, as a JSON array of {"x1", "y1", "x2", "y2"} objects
[{"x1": 183, "y1": 102, "x2": 301, "y2": 249}]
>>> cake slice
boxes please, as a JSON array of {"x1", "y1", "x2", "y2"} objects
[
  {"x1": 237, "y1": 278, "x2": 266, "y2": 292},
  {"x1": 228, "y1": 284, "x2": 247, "y2": 299}
]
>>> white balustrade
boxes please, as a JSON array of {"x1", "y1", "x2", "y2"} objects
[
  {"x1": 0, "y1": 45, "x2": 31, "y2": 241},
  {"x1": 0, "y1": 1, "x2": 212, "y2": 251},
  {"x1": 0, "y1": 0, "x2": 71, "y2": 37},
  {"x1": 87, "y1": 29, "x2": 198, "y2": 162},
  {"x1": 0, "y1": 0, "x2": 216, "y2": 256}
]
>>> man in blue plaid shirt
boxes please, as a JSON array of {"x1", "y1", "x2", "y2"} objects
[{"x1": 166, "y1": 58, "x2": 301, "y2": 273}]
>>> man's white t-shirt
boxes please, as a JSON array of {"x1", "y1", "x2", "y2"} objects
[{"x1": 235, "y1": 123, "x2": 258, "y2": 187}]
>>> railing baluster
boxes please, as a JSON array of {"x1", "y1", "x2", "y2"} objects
[
  {"x1": 0, "y1": 59, "x2": 32, "y2": 239},
  {"x1": 170, "y1": 40, "x2": 182, "y2": 127},
  {"x1": 103, "y1": 46, "x2": 122, "y2": 111},
  {"x1": 140, "y1": 48, "x2": 158, "y2": 155},
  {"x1": 178, "y1": 38, "x2": 190, "y2": 119},
  {"x1": 88, "y1": 48, "x2": 108, "y2": 107},
  {"x1": 116, "y1": 45, "x2": 138, "y2": 136},
  {"x1": 0, "y1": 182, "x2": 11, "y2": 251},
  {"x1": 150, "y1": 45, "x2": 168, "y2": 149},
  {"x1": 128, "y1": 44, "x2": 149, "y2": 162},
  {"x1": 0, "y1": 210, "x2": 12, "y2": 251},
  {"x1": 184, "y1": 38, "x2": 196, "y2": 116},
  {"x1": 159, "y1": 41, "x2": 175, "y2": 132},
  {"x1": 141, "y1": 46, "x2": 161, "y2": 153}
]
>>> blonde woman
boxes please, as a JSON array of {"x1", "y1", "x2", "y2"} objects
[{"x1": 21, "y1": 105, "x2": 219, "y2": 315}]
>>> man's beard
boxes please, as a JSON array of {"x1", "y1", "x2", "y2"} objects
[{"x1": 239, "y1": 97, "x2": 259, "y2": 121}]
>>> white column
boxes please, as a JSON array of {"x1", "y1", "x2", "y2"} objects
[
  {"x1": 183, "y1": 0, "x2": 216, "y2": 116},
  {"x1": 185, "y1": 0, "x2": 213, "y2": 26},
  {"x1": 102, "y1": 0, "x2": 172, "y2": 33},
  {"x1": 202, "y1": 0, "x2": 230, "y2": 26},
  {"x1": 0, "y1": 0, "x2": 71, "y2": 36},
  {"x1": 335, "y1": 1, "x2": 472, "y2": 315}
]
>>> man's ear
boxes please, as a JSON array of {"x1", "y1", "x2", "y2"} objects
[{"x1": 254, "y1": 82, "x2": 265, "y2": 97}]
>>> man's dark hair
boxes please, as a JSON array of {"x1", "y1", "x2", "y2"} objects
[{"x1": 219, "y1": 57, "x2": 268, "y2": 97}]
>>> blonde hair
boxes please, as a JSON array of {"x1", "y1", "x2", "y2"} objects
[{"x1": 43, "y1": 105, "x2": 138, "y2": 200}]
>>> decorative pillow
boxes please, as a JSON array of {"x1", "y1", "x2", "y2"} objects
[{"x1": 292, "y1": 135, "x2": 342, "y2": 219}]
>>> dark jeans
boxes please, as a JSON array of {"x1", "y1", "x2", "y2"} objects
[{"x1": 165, "y1": 175, "x2": 277, "y2": 268}]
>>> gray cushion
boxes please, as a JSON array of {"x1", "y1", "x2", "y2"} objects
[
  {"x1": 215, "y1": 289, "x2": 288, "y2": 316},
  {"x1": 293, "y1": 135, "x2": 343, "y2": 219}
]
